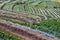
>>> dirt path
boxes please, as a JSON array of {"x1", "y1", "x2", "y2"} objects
[{"x1": 0, "y1": 19, "x2": 59, "y2": 40}]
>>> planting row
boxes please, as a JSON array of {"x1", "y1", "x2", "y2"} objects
[
  {"x1": 0, "y1": 10, "x2": 41, "y2": 24},
  {"x1": 0, "y1": 16, "x2": 60, "y2": 38},
  {"x1": 1, "y1": 2, "x2": 60, "y2": 20},
  {"x1": 0, "y1": 19, "x2": 48, "y2": 40},
  {"x1": 0, "y1": 9, "x2": 40, "y2": 20},
  {"x1": 0, "y1": 13, "x2": 33, "y2": 25}
]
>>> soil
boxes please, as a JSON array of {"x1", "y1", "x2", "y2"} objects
[{"x1": 0, "y1": 20, "x2": 59, "y2": 40}]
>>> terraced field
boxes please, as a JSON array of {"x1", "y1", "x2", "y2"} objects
[{"x1": 0, "y1": 0, "x2": 60, "y2": 40}]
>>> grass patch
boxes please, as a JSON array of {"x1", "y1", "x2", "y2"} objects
[{"x1": 0, "y1": 29, "x2": 23, "y2": 40}]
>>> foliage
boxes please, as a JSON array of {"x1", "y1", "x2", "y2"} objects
[
  {"x1": 36, "y1": 18, "x2": 60, "y2": 37},
  {"x1": 0, "y1": 30, "x2": 23, "y2": 40},
  {"x1": 0, "y1": 17, "x2": 60, "y2": 37}
]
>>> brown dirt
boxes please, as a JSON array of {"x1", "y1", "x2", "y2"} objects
[{"x1": 0, "y1": 20, "x2": 59, "y2": 40}]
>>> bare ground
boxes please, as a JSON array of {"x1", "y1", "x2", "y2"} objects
[{"x1": 0, "y1": 20, "x2": 59, "y2": 40}]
